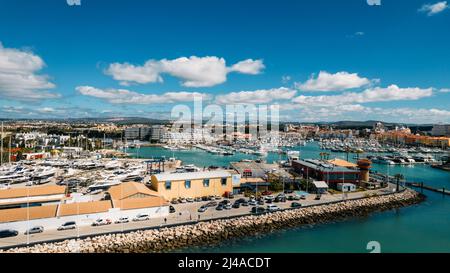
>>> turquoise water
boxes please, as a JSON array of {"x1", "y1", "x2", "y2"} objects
[{"x1": 127, "y1": 143, "x2": 450, "y2": 253}]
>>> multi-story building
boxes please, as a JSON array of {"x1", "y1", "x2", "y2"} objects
[
  {"x1": 431, "y1": 124, "x2": 450, "y2": 137},
  {"x1": 150, "y1": 170, "x2": 232, "y2": 200}
]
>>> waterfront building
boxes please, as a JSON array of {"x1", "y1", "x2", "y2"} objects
[
  {"x1": 292, "y1": 159, "x2": 361, "y2": 188},
  {"x1": 124, "y1": 126, "x2": 150, "y2": 140},
  {"x1": 431, "y1": 124, "x2": 450, "y2": 137},
  {"x1": 150, "y1": 170, "x2": 232, "y2": 200},
  {"x1": 108, "y1": 182, "x2": 168, "y2": 210}
]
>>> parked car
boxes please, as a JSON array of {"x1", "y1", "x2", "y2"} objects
[
  {"x1": 198, "y1": 206, "x2": 208, "y2": 213},
  {"x1": 300, "y1": 195, "x2": 307, "y2": 200},
  {"x1": 264, "y1": 195, "x2": 275, "y2": 201},
  {"x1": 235, "y1": 198, "x2": 246, "y2": 204},
  {"x1": 25, "y1": 226, "x2": 44, "y2": 235},
  {"x1": 248, "y1": 200, "x2": 258, "y2": 206},
  {"x1": 261, "y1": 191, "x2": 273, "y2": 196},
  {"x1": 224, "y1": 203, "x2": 232, "y2": 210},
  {"x1": 216, "y1": 204, "x2": 224, "y2": 211},
  {"x1": 241, "y1": 200, "x2": 249, "y2": 206},
  {"x1": 258, "y1": 199, "x2": 265, "y2": 205},
  {"x1": 194, "y1": 197, "x2": 202, "y2": 202},
  {"x1": 275, "y1": 196, "x2": 287, "y2": 203},
  {"x1": 186, "y1": 198, "x2": 194, "y2": 203},
  {"x1": 251, "y1": 207, "x2": 266, "y2": 214},
  {"x1": 92, "y1": 218, "x2": 112, "y2": 226},
  {"x1": 201, "y1": 196, "x2": 209, "y2": 201},
  {"x1": 115, "y1": 217, "x2": 129, "y2": 224},
  {"x1": 57, "y1": 221, "x2": 77, "y2": 231},
  {"x1": 178, "y1": 198, "x2": 187, "y2": 203},
  {"x1": 284, "y1": 189, "x2": 294, "y2": 194},
  {"x1": 0, "y1": 229, "x2": 18, "y2": 238},
  {"x1": 291, "y1": 202, "x2": 302, "y2": 208},
  {"x1": 267, "y1": 204, "x2": 281, "y2": 212},
  {"x1": 219, "y1": 200, "x2": 231, "y2": 205},
  {"x1": 213, "y1": 195, "x2": 222, "y2": 200},
  {"x1": 315, "y1": 194, "x2": 321, "y2": 200},
  {"x1": 169, "y1": 205, "x2": 176, "y2": 213},
  {"x1": 133, "y1": 214, "x2": 150, "y2": 222},
  {"x1": 171, "y1": 198, "x2": 179, "y2": 204},
  {"x1": 232, "y1": 202, "x2": 240, "y2": 209},
  {"x1": 206, "y1": 201, "x2": 218, "y2": 207}
]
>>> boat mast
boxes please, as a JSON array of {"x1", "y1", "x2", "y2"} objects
[{"x1": 1, "y1": 122, "x2": 3, "y2": 166}]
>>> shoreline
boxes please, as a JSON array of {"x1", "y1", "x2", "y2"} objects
[{"x1": 0, "y1": 189, "x2": 424, "y2": 253}]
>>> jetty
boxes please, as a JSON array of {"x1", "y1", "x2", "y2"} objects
[{"x1": 405, "y1": 182, "x2": 450, "y2": 196}]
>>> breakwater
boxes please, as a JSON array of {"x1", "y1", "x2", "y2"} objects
[{"x1": 1, "y1": 189, "x2": 423, "y2": 253}]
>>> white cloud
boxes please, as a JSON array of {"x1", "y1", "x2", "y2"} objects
[
  {"x1": 419, "y1": 1, "x2": 449, "y2": 16},
  {"x1": 439, "y1": 88, "x2": 450, "y2": 93},
  {"x1": 105, "y1": 61, "x2": 162, "y2": 86},
  {"x1": 76, "y1": 86, "x2": 211, "y2": 104},
  {"x1": 228, "y1": 59, "x2": 265, "y2": 75},
  {"x1": 0, "y1": 42, "x2": 59, "y2": 100},
  {"x1": 215, "y1": 87, "x2": 297, "y2": 104},
  {"x1": 105, "y1": 56, "x2": 264, "y2": 87},
  {"x1": 295, "y1": 71, "x2": 371, "y2": 92},
  {"x1": 292, "y1": 85, "x2": 433, "y2": 106}
]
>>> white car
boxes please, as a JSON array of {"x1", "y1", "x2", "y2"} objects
[
  {"x1": 57, "y1": 221, "x2": 77, "y2": 231},
  {"x1": 266, "y1": 204, "x2": 281, "y2": 212},
  {"x1": 115, "y1": 217, "x2": 130, "y2": 224},
  {"x1": 264, "y1": 195, "x2": 275, "y2": 201},
  {"x1": 92, "y1": 218, "x2": 112, "y2": 226},
  {"x1": 248, "y1": 200, "x2": 258, "y2": 206},
  {"x1": 224, "y1": 203, "x2": 232, "y2": 210},
  {"x1": 133, "y1": 214, "x2": 150, "y2": 222}
]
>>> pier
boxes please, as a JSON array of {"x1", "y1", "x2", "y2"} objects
[{"x1": 405, "y1": 182, "x2": 450, "y2": 196}]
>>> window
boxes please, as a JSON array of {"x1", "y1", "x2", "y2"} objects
[
  {"x1": 221, "y1": 177, "x2": 227, "y2": 186},
  {"x1": 185, "y1": 180, "x2": 191, "y2": 189},
  {"x1": 165, "y1": 181, "x2": 171, "y2": 190},
  {"x1": 203, "y1": 179, "x2": 210, "y2": 187}
]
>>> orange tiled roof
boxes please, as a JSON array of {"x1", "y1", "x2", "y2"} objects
[
  {"x1": 0, "y1": 185, "x2": 66, "y2": 200},
  {"x1": 108, "y1": 182, "x2": 160, "y2": 200},
  {"x1": 57, "y1": 200, "x2": 112, "y2": 217},
  {"x1": 112, "y1": 196, "x2": 168, "y2": 210},
  {"x1": 0, "y1": 205, "x2": 58, "y2": 223}
]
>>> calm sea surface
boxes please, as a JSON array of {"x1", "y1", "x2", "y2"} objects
[{"x1": 127, "y1": 143, "x2": 450, "y2": 253}]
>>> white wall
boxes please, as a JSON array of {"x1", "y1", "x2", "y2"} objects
[{"x1": 0, "y1": 205, "x2": 169, "y2": 233}]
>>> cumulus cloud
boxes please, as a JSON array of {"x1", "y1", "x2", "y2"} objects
[
  {"x1": 295, "y1": 71, "x2": 371, "y2": 92},
  {"x1": 439, "y1": 88, "x2": 450, "y2": 93},
  {"x1": 105, "y1": 56, "x2": 264, "y2": 87},
  {"x1": 0, "y1": 42, "x2": 59, "y2": 100},
  {"x1": 215, "y1": 87, "x2": 297, "y2": 104},
  {"x1": 292, "y1": 85, "x2": 433, "y2": 106},
  {"x1": 76, "y1": 86, "x2": 211, "y2": 104},
  {"x1": 419, "y1": 1, "x2": 448, "y2": 16},
  {"x1": 228, "y1": 59, "x2": 265, "y2": 75}
]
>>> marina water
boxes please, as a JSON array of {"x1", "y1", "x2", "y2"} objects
[{"x1": 127, "y1": 143, "x2": 450, "y2": 253}]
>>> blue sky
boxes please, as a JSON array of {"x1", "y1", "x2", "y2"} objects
[{"x1": 0, "y1": 0, "x2": 449, "y2": 123}]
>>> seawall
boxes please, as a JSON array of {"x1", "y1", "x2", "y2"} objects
[{"x1": 1, "y1": 189, "x2": 424, "y2": 253}]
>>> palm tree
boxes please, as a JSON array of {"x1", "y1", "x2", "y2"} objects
[{"x1": 394, "y1": 173, "x2": 404, "y2": 192}]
